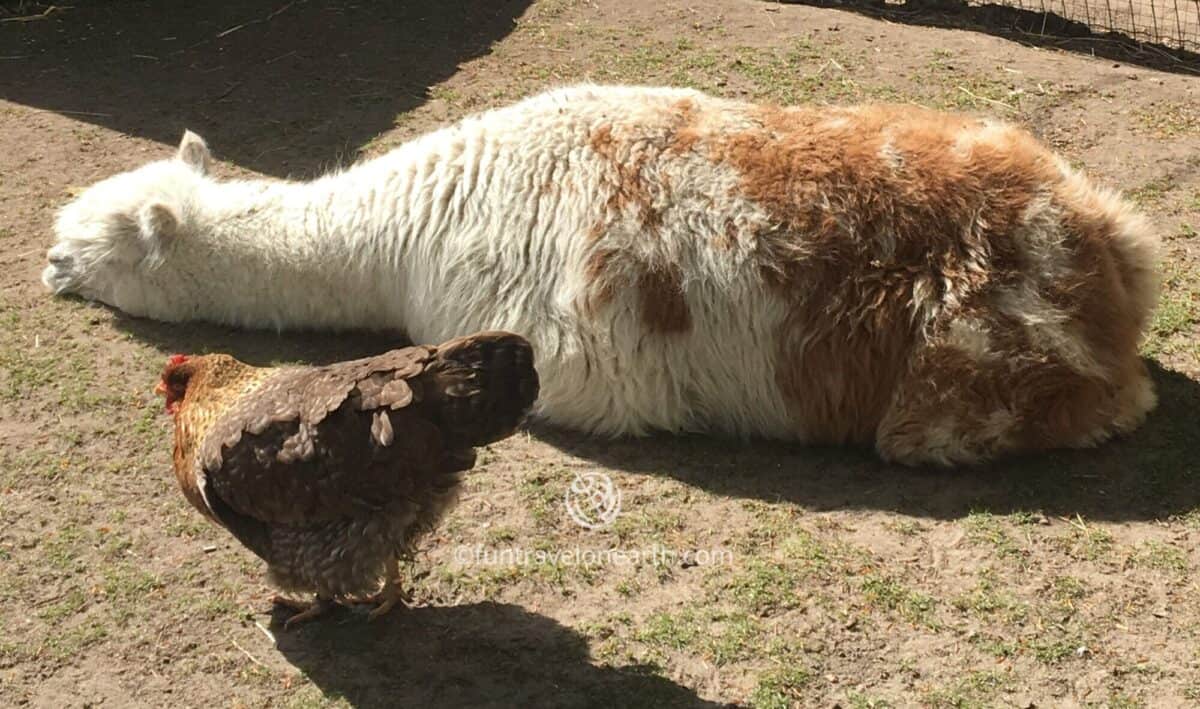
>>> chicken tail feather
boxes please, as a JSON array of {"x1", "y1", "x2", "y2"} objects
[{"x1": 426, "y1": 331, "x2": 539, "y2": 447}]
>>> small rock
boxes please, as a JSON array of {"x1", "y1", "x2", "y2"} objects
[{"x1": 1074, "y1": 645, "x2": 1090, "y2": 657}]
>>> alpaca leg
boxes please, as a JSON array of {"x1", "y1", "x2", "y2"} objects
[
  {"x1": 1054, "y1": 357, "x2": 1156, "y2": 449},
  {"x1": 876, "y1": 343, "x2": 1154, "y2": 466},
  {"x1": 876, "y1": 385, "x2": 1017, "y2": 466},
  {"x1": 873, "y1": 340, "x2": 1018, "y2": 466}
]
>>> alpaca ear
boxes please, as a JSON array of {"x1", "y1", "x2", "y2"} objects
[
  {"x1": 137, "y1": 202, "x2": 179, "y2": 267},
  {"x1": 177, "y1": 130, "x2": 211, "y2": 175}
]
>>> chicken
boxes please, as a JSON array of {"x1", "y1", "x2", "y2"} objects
[{"x1": 155, "y1": 331, "x2": 538, "y2": 627}]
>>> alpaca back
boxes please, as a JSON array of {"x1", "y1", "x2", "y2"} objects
[{"x1": 391, "y1": 87, "x2": 1157, "y2": 452}]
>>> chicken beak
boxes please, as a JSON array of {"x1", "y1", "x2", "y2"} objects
[{"x1": 154, "y1": 380, "x2": 167, "y2": 397}]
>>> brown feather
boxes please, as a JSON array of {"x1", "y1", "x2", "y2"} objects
[{"x1": 164, "y1": 332, "x2": 538, "y2": 600}]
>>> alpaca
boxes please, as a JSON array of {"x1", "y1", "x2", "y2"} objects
[{"x1": 43, "y1": 85, "x2": 1160, "y2": 465}]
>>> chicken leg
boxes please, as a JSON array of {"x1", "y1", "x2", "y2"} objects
[
  {"x1": 273, "y1": 595, "x2": 335, "y2": 629},
  {"x1": 362, "y1": 558, "x2": 413, "y2": 621}
]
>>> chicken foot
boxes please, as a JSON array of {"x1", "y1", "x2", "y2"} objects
[
  {"x1": 359, "y1": 557, "x2": 413, "y2": 621},
  {"x1": 272, "y1": 594, "x2": 335, "y2": 629}
]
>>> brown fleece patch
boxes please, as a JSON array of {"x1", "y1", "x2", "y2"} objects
[
  {"x1": 590, "y1": 123, "x2": 614, "y2": 153},
  {"x1": 705, "y1": 104, "x2": 1121, "y2": 445},
  {"x1": 638, "y1": 264, "x2": 692, "y2": 334},
  {"x1": 770, "y1": 264, "x2": 925, "y2": 444},
  {"x1": 580, "y1": 102, "x2": 708, "y2": 332},
  {"x1": 589, "y1": 123, "x2": 662, "y2": 232},
  {"x1": 582, "y1": 248, "x2": 619, "y2": 315},
  {"x1": 718, "y1": 219, "x2": 739, "y2": 250},
  {"x1": 667, "y1": 98, "x2": 702, "y2": 155},
  {"x1": 586, "y1": 221, "x2": 607, "y2": 243},
  {"x1": 580, "y1": 248, "x2": 693, "y2": 335}
]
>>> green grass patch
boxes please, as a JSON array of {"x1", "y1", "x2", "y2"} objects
[
  {"x1": 635, "y1": 610, "x2": 701, "y2": 652},
  {"x1": 1050, "y1": 575, "x2": 1089, "y2": 603},
  {"x1": 922, "y1": 670, "x2": 1011, "y2": 708},
  {"x1": 952, "y1": 572, "x2": 1028, "y2": 622},
  {"x1": 962, "y1": 512, "x2": 1023, "y2": 559},
  {"x1": 860, "y1": 574, "x2": 938, "y2": 626},
  {"x1": 1031, "y1": 633, "x2": 1086, "y2": 664},
  {"x1": 36, "y1": 588, "x2": 89, "y2": 623},
  {"x1": 1143, "y1": 267, "x2": 1199, "y2": 356},
  {"x1": 750, "y1": 666, "x2": 813, "y2": 709},
  {"x1": 1135, "y1": 102, "x2": 1200, "y2": 138},
  {"x1": 1132, "y1": 540, "x2": 1189, "y2": 573},
  {"x1": 1126, "y1": 177, "x2": 1173, "y2": 207},
  {"x1": 635, "y1": 608, "x2": 764, "y2": 666}
]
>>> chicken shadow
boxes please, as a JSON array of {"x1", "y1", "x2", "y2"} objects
[
  {"x1": 271, "y1": 601, "x2": 731, "y2": 709},
  {"x1": 535, "y1": 360, "x2": 1200, "y2": 522},
  {"x1": 0, "y1": 0, "x2": 532, "y2": 178}
]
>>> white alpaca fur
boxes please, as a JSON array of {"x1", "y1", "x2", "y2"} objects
[{"x1": 44, "y1": 85, "x2": 1159, "y2": 464}]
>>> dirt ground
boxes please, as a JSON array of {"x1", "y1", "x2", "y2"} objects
[{"x1": 2, "y1": 0, "x2": 1200, "y2": 707}]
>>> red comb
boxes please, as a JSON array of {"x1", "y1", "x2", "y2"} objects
[{"x1": 167, "y1": 354, "x2": 189, "y2": 366}]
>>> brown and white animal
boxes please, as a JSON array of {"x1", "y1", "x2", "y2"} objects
[
  {"x1": 50, "y1": 85, "x2": 1158, "y2": 465},
  {"x1": 155, "y1": 332, "x2": 538, "y2": 626}
]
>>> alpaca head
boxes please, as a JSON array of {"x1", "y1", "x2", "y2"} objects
[{"x1": 42, "y1": 130, "x2": 213, "y2": 318}]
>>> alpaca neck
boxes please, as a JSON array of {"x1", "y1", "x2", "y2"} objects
[{"x1": 178, "y1": 135, "x2": 464, "y2": 333}]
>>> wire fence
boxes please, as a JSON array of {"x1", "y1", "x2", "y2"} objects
[{"x1": 958, "y1": 0, "x2": 1200, "y2": 50}]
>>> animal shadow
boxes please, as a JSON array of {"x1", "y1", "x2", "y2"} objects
[
  {"x1": 272, "y1": 602, "x2": 734, "y2": 708},
  {"x1": 774, "y1": 0, "x2": 1200, "y2": 76},
  {"x1": 536, "y1": 361, "x2": 1200, "y2": 522}
]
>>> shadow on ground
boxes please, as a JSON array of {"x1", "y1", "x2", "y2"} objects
[
  {"x1": 538, "y1": 361, "x2": 1200, "y2": 522},
  {"x1": 110, "y1": 308, "x2": 411, "y2": 366},
  {"x1": 776, "y1": 0, "x2": 1200, "y2": 76},
  {"x1": 0, "y1": 0, "x2": 531, "y2": 177},
  {"x1": 272, "y1": 602, "x2": 729, "y2": 708}
]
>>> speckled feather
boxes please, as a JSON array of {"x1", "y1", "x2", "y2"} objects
[{"x1": 168, "y1": 331, "x2": 538, "y2": 598}]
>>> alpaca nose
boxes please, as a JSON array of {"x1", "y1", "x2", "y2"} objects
[{"x1": 43, "y1": 247, "x2": 77, "y2": 292}]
